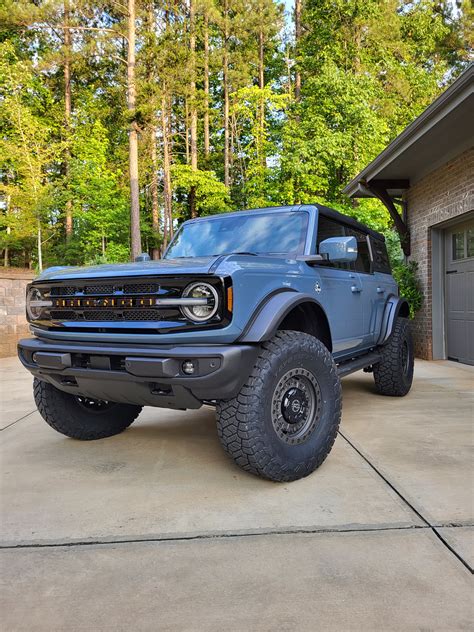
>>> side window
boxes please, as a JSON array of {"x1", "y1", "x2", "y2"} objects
[
  {"x1": 371, "y1": 238, "x2": 391, "y2": 274},
  {"x1": 345, "y1": 227, "x2": 372, "y2": 274},
  {"x1": 316, "y1": 215, "x2": 349, "y2": 270}
]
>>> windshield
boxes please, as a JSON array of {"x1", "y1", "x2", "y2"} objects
[{"x1": 165, "y1": 211, "x2": 308, "y2": 259}]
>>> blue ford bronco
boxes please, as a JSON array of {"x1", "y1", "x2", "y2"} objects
[{"x1": 18, "y1": 204, "x2": 413, "y2": 482}]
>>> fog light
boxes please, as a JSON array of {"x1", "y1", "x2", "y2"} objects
[
  {"x1": 32, "y1": 353, "x2": 38, "y2": 363},
  {"x1": 182, "y1": 360, "x2": 196, "y2": 375}
]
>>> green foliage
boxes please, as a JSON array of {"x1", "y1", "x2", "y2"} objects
[
  {"x1": 392, "y1": 260, "x2": 423, "y2": 319},
  {"x1": 171, "y1": 165, "x2": 230, "y2": 218},
  {"x1": 68, "y1": 109, "x2": 130, "y2": 263},
  {"x1": 231, "y1": 86, "x2": 288, "y2": 207},
  {"x1": 0, "y1": 40, "x2": 61, "y2": 267},
  {"x1": 86, "y1": 242, "x2": 130, "y2": 265},
  {"x1": 280, "y1": 63, "x2": 390, "y2": 204},
  {"x1": 385, "y1": 229, "x2": 404, "y2": 267},
  {"x1": 0, "y1": 0, "x2": 471, "y2": 268}
]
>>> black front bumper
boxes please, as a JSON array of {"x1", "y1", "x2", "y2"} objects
[{"x1": 18, "y1": 337, "x2": 260, "y2": 409}]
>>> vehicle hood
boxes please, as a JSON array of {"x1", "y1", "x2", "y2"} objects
[{"x1": 35, "y1": 257, "x2": 220, "y2": 282}]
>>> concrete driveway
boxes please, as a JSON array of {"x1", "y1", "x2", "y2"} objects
[{"x1": 1, "y1": 356, "x2": 472, "y2": 631}]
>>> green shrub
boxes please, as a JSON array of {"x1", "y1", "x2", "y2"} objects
[
  {"x1": 392, "y1": 260, "x2": 423, "y2": 319},
  {"x1": 86, "y1": 242, "x2": 130, "y2": 265}
]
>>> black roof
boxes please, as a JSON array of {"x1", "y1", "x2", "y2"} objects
[{"x1": 312, "y1": 204, "x2": 386, "y2": 241}]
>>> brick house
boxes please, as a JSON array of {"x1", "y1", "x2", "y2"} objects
[{"x1": 344, "y1": 65, "x2": 473, "y2": 366}]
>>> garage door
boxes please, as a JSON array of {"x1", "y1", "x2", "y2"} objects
[{"x1": 445, "y1": 218, "x2": 474, "y2": 365}]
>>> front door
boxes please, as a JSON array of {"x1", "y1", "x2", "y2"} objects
[
  {"x1": 314, "y1": 215, "x2": 365, "y2": 356},
  {"x1": 444, "y1": 217, "x2": 474, "y2": 365}
]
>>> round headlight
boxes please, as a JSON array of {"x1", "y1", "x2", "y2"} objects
[
  {"x1": 181, "y1": 282, "x2": 219, "y2": 322},
  {"x1": 26, "y1": 287, "x2": 50, "y2": 321}
]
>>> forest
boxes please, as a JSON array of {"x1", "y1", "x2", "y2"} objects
[{"x1": 0, "y1": 0, "x2": 472, "y2": 271}]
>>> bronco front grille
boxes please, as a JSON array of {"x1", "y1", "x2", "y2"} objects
[{"x1": 30, "y1": 275, "x2": 230, "y2": 334}]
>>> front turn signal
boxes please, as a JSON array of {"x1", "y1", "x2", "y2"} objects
[{"x1": 227, "y1": 286, "x2": 233, "y2": 313}]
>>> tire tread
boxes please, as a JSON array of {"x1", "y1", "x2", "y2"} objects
[
  {"x1": 34, "y1": 378, "x2": 142, "y2": 440},
  {"x1": 373, "y1": 317, "x2": 414, "y2": 397},
  {"x1": 216, "y1": 331, "x2": 341, "y2": 482}
]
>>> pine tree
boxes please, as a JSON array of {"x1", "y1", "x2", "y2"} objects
[{"x1": 0, "y1": 0, "x2": 471, "y2": 266}]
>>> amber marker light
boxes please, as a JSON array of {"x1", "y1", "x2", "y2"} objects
[{"x1": 227, "y1": 286, "x2": 233, "y2": 313}]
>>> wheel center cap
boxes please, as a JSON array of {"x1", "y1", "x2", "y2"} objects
[
  {"x1": 282, "y1": 387, "x2": 308, "y2": 424},
  {"x1": 291, "y1": 400, "x2": 301, "y2": 413}
]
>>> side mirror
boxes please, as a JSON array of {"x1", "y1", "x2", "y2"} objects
[{"x1": 319, "y1": 236, "x2": 357, "y2": 263}]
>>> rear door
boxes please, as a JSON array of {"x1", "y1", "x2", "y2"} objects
[
  {"x1": 313, "y1": 215, "x2": 365, "y2": 355},
  {"x1": 344, "y1": 226, "x2": 379, "y2": 344}
]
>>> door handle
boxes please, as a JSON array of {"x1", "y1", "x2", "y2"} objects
[
  {"x1": 351, "y1": 285, "x2": 362, "y2": 293},
  {"x1": 376, "y1": 287, "x2": 385, "y2": 294}
]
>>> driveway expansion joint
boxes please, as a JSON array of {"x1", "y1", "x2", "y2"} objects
[
  {"x1": 432, "y1": 527, "x2": 473, "y2": 573},
  {"x1": 0, "y1": 523, "x2": 430, "y2": 551},
  {"x1": 0, "y1": 410, "x2": 36, "y2": 431},
  {"x1": 338, "y1": 429, "x2": 473, "y2": 573}
]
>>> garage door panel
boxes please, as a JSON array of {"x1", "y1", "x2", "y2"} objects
[
  {"x1": 446, "y1": 273, "x2": 466, "y2": 314},
  {"x1": 467, "y1": 271, "x2": 474, "y2": 313},
  {"x1": 468, "y1": 321, "x2": 474, "y2": 362},
  {"x1": 446, "y1": 320, "x2": 466, "y2": 361},
  {"x1": 445, "y1": 217, "x2": 474, "y2": 366}
]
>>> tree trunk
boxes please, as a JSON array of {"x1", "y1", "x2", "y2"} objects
[
  {"x1": 64, "y1": 0, "x2": 73, "y2": 240},
  {"x1": 185, "y1": 98, "x2": 190, "y2": 164},
  {"x1": 294, "y1": 0, "x2": 301, "y2": 101},
  {"x1": 203, "y1": 12, "x2": 210, "y2": 160},
  {"x1": 4, "y1": 193, "x2": 10, "y2": 267},
  {"x1": 127, "y1": 0, "x2": 142, "y2": 261},
  {"x1": 37, "y1": 220, "x2": 43, "y2": 272},
  {"x1": 189, "y1": 0, "x2": 197, "y2": 218},
  {"x1": 285, "y1": 44, "x2": 292, "y2": 95},
  {"x1": 150, "y1": 126, "x2": 160, "y2": 259},
  {"x1": 161, "y1": 92, "x2": 173, "y2": 250},
  {"x1": 258, "y1": 21, "x2": 265, "y2": 171},
  {"x1": 223, "y1": 0, "x2": 230, "y2": 188},
  {"x1": 146, "y1": 4, "x2": 160, "y2": 259},
  {"x1": 4, "y1": 225, "x2": 10, "y2": 267}
]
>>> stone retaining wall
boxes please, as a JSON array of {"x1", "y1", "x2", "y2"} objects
[{"x1": 0, "y1": 270, "x2": 35, "y2": 358}]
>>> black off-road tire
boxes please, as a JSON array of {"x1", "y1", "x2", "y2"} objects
[
  {"x1": 33, "y1": 378, "x2": 142, "y2": 440},
  {"x1": 216, "y1": 331, "x2": 342, "y2": 482},
  {"x1": 373, "y1": 317, "x2": 414, "y2": 396}
]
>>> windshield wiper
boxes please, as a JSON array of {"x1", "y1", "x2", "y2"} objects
[
  {"x1": 220, "y1": 251, "x2": 258, "y2": 256},
  {"x1": 171, "y1": 252, "x2": 259, "y2": 259}
]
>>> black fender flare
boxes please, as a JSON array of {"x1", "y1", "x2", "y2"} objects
[
  {"x1": 238, "y1": 290, "x2": 331, "y2": 344},
  {"x1": 377, "y1": 295, "x2": 410, "y2": 345}
]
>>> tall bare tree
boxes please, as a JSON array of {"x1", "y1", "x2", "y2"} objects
[
  {"x1": 203, "y1": 10, "x2": 210, "y2": 159},
  {"x1": 127, "y1": 0, "x2": 142, "y2": 260},
  {"x1": 222, "y1": 0, "x2": 230, "y2": 188},
  {"x1": 63, "y1": 0, "x2": 73, "y2": 239},
  {"x1": 294, "y1": 0, "x2": 301, "y2": 101},
  {"x1": 258, "y1": 0, "x2": 265, "y2": 169},
  {"x1": 161, "y1": 91, "x2": 173, "y2": 248},
  {"x1": 189, "y1": 0, "x2": 198, "y2": 217}
]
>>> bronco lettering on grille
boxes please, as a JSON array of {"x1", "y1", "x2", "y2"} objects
[{"x1": 53, "y1": 297, "x2": 157, "y2": 309}]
